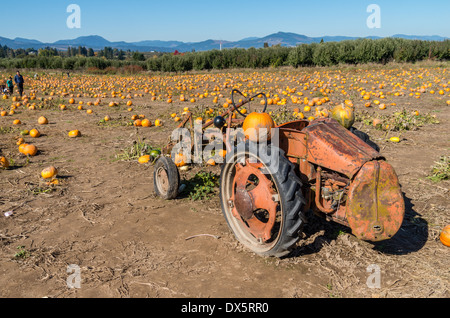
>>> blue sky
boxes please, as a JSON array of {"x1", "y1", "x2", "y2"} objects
[{"x1": 2, "y1": 0, "x2": 449, "y2": 42}]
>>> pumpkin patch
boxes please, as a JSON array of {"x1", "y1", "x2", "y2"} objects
[{"x1": 0, "y1": 64, "x2": 447, "y2": 298}]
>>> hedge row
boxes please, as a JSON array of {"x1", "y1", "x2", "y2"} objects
[{"x1": 0, "y1": 38, "x2": 448, "y2": 73}]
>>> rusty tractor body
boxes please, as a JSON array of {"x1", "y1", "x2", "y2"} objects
[
  {"x1": 155, "y1": 89, "x2": 405, "y2": 257},
  {"x1": 277, "y1": 118, "x2": 404, "y2": 242}
]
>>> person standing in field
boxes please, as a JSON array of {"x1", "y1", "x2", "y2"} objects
[
  {"x1": 14, "y1": 71, "x2": 24, "y2": 97},
  {"x1": 6, "y1": 76, "x2": 14, "y2": 95}
]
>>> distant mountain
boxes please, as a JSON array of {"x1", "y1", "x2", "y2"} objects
[
  {"x1": 0, "y1": 36, "x2": 21, "y2": 49},
  {"x1": 0, "y1": 32, "x2": 448, "y2": 53},
  {"x1": 238, "y1": 37, "x2": 260, "y2": 42},
  {"x1": 391, "y1": 34, "x2": 448, "y2": 41},
  {"x1": 176, "y1": 39, "x2": 233, "y2": 52},
  {"x1": 54, "y1": 35, "x2": 112, "y2": 48},
  {"x1": 14, "y1": 37, "x2": 43, "y2": 45},
  {"x1": 132, "y1": 40, "x2": 185, "y2": 48}
]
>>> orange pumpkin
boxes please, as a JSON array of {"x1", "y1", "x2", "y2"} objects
[
  {"x1": 242, "y1": 112, "x2": 276, "y2": 142},
  {"x1": 17, "y1": 137, "x2": 25, "y2": 146},
  {"x1": 38, "y1": 116, "x2": 48, "y2": 125},
  {"x1": 29, "y1": 129, "x2": 41, "y2": 138},
  {"x1": 23, "y1": 144, "x2": 38, "y2": 156},
  {"x1": 0, "y1": 156, "x2": 9, "y2": 169},
  {"x1": 19, "y1": 143, "x2": 28, "y2": 154},
  {"x1": 141, "y1": 119, "x2": 152, "y2": 127},
  {"x1": 68, "y1": 130, "x2": 81, "y2": 138},
  {"x1": 330, "y1": 103, "x2": 355, "y2": 129},
  {"x1": 174, "y1": 153, "x2": 188, "y2": 167},
  {"x1": 440, "y1": 225, "x2": 450, "y2": 247},
  {"x1": 41, "y1": 166, "x2": 58, "y2": 179},
  {"x1": 138, "y1": 155, "x2": 151, "y2": 164},
  {"x1": 372, "y1": 118, "x2": 383, "y2": 128}
]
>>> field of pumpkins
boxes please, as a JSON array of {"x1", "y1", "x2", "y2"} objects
[{"x1": 0, "y1": 62, "x2": 449, "y2": 298}]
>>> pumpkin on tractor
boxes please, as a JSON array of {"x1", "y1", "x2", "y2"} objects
[{"x1": 154, "y1": 89, "x2": 405, "y2": 258}]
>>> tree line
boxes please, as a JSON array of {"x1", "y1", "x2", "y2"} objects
[{"x1": 0, "y1": 38, "x2": 448, "y2": 72}]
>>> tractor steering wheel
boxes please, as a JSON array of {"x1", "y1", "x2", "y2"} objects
[{"x1": 231, "y1": 89, "x2": 268, "y2": 118}]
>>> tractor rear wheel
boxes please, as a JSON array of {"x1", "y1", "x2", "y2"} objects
[{"x1": 219, "y1": 143, "x2": 306, "y2": 258}]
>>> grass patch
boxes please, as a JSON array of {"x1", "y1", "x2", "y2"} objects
[
  {"x1": 39, "y1": 97, "x2": 66, "y2": 110},
  {"x1": 114, "y1": 138, "x2": 161, "y2": 162},
  {"x1": 427, "y1": 156, "x2": 449, "y2": 183},
  {"x1": 26, "y1": 179, "x2": 61, "y2": 196},
  {"x1": 181, "y1": 171, "x2": 220, "y2": 201},
  {"x1": 28, "y1": 185, "x2": 56, "y2": 195},
  {"x1": 356, "y1": 109, "x2": 440, "y2": 132},
  {"x1": 0, "y1": 126, "x2": 16, "y2": 134},
  {"x1": 0, "y1": 157, "x2": 30, "y2": 169},
  {"x1": 271, "y1": 106, "x2": 300, "y2": 124},
  {"x1": 97, "y1": 118, "x2": 133, "y2": 128},
  {"x1": 14, "y1": 246, "x2": 31, "y2": 259}
]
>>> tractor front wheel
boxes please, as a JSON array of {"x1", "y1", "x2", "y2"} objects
[{"x1": 220, "y1": 143, "x2": 306, "y2": 258}]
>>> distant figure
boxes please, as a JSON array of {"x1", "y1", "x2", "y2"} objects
[
  {"x1": 14, "y1": 71, "x2": 25, "y2": 97},
  {"x1": 6, "y1": 76, "x2": 14, "y2": 95}
]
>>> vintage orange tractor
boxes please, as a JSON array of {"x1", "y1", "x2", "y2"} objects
[{"x1": 154, "y1": 89, "x2": 405, "y2": 257}]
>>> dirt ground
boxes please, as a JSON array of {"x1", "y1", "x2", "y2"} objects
[{"x1": 0, "y1": 65, "x2": 449, "y2": 299}]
